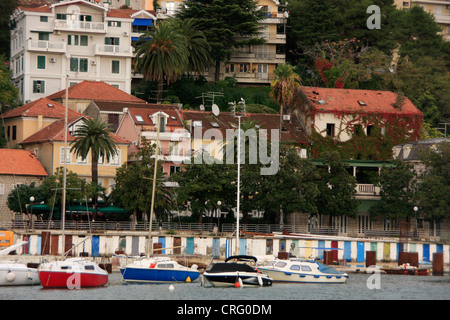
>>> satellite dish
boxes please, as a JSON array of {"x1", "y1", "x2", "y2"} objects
[
  {"x1": 200, "y1": 104, "x2": 205, "y2": 111},
  {"x1": 212, "y1": 104, "x2": 220, "y2": 116}
]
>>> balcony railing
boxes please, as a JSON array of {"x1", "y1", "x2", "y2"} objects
[
  {"x1": 26, "y1": 39, "x2": 66, "y2": 53},
  {"x1": 54, "y1": 20, "x2": 106, "y2": 33},
  {"x1": 94, "y1": 44, "x2": 133, "y2": 57},
  {"x1": 356, "y1": 183, "x2": 380, "y2": 196}
]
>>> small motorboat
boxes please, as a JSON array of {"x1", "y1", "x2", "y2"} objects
[
  {"x1": 39, "y1": 258, "x2": 109, "y2": 289},
  {"x1": 120, "y1": 257, "x2": 200, "y2": 283},
  {"x1": 202, "y1": 255, "x2": 272, "y2": 287},
  {"x1": 257, "y1": 258, "x2": 348, "y2": 284}
]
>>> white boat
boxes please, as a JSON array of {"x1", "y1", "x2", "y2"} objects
[
  {"x1": 202, "y1": 255, "x2": 273, "y2": 287},
  {"x1": 120, "y1": 257, "x2": 201, "y2": 283},
  {"x1": 0, "y1": 262, "x2": 40, "y2": 286},
  {"x1": 0, "y1": 241, "x2": 40, "y2": 286},
  {"x1": 258, "y1": 258, "x2": 348, "y2": 284},
  {"x1": 39, "y1": 258, "x2": 108, "y2": 289}
]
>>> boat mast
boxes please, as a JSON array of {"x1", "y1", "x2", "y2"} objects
[
  {"x1": 61, "y1": 75, "x2": 68, "y2": 258},
  {"x1": 146, "y1": 112, "x2": 161, "y2": 257}
]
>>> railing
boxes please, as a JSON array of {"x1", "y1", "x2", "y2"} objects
[
  {"x1": 54, "y1": 20, "x2": 106, "y2": 33},
  {"x1": 94, "y1": 44, "x2": 133, "y2": 56},
  {"x1": 27, "y1": 40, "x2": 66, "y2": 52},
  {"x1": 2, "y1": 220, "x2": 447, "y2": 241}
]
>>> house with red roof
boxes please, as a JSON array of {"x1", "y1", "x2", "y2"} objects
[
  {"x1": 0, "y1": 149, "x2": 48, "y2": 223},
  {"x1": 20, "y1": 115, "x2": 130, "y2": 194},
  {"x1": 1, "y1": 97, "x2": 83, "y2": 147},
  {"x1": 46, "y1": 80, "x2": 145, "y2": 114},
  {"x1": 300, "y1": 87, "x2": 423, "y2": 144},
  {"x1": 116, "y1": 104, "x2": 189, "y2": 176}
]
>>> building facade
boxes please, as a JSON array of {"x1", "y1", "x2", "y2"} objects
[{"x1": 10, "y1": 0, "x2": 134, "y2": 103}]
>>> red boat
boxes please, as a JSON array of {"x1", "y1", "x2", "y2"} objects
[{"x1": 39, "y1": 258, "x2": 108, "y2": 289}]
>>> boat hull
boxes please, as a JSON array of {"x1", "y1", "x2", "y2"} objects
[
  {"x1": 202, "y1": 272, "x2": 272, "y2": 287},
  {"x1": 120, "y1": 267, "x2": 200, "y2": 283},
  {"x1": 258, "y1": 268, "x2": 348, "y2": 284},
  {"x1": 0, "y1": 266, "x2": 40, "y2": 286},
  {"x1": 39, "y1": 271, "x2": 108, "y2": 288}
]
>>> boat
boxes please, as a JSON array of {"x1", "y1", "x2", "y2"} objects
[
  {"x1": 39, "y1": 257, "x2": 109, "y2": 289},
  {"x1": 202, "y1": 255, "x2": 273, "y2": 287},
  {"x1": 120, "y1": 257, "x2": 201, "y2": 283},
  {"x1": 0, "y1": 241, "x2": 41, "y2": 286},
  {"x1": 257, "y1": 258, "x2": 349, "y2": 284}
]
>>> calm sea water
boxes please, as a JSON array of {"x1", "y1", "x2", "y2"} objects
[{"x1": 1, "y1": 272, "x2": 449, "y2": 301}]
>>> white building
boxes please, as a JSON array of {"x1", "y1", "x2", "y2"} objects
[{"x1": 10, "y1": 0, "x2": 135, "y2": 103}]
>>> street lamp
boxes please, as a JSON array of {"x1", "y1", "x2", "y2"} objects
[
  {"x1": 29, "y1": 196, "x2": 35, "y2": 229},
  {"x1": 413, "y1": 206, "x2": 419, "y2": 238}
]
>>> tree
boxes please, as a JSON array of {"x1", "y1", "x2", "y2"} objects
[
  {"x1": 269, "y1": 63, "x2": 302, "y2": 131},
  {"x1": 177, "y1": 0, "x2": 266, "y2": 82},
  {"x1": 166, "y1": 18, "x2": 211, "y2": 77},
  {"x1": 415, "y1": 142, "x2": 450, "y2": 221},
  {"x1": 134, "y1": 21, "x2": 189, "y2": 103},
  {"x1": 315, "y1": 152, "x2": 358, "y2": 225},
  {"x1": 369, "y1": 159, "x2": 417, "y2": 220},
  {"x1": 0, "y1": 0, "x2": 19, "y2": 58},
  {"x1": 70, "y1": 118, "x2": 118, "y2": 204},
  {"x1": 259, "y1": 144, "x2": 320, "y2": 224},
  {"x1": 109, "y1": 138, "x2": 170, "y2": 222},
  {"x1": 171, "y1": 154, "x2": 236, "y2": 223},
  {"x1": 7, "y1": 182, "x2": 44, "y2": 216}
]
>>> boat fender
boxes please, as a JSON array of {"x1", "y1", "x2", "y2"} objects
[
  {"x1": 27, "y1": 271, "x2": 33, "y2": 280},
  {"x1": 191, "y1": 264, "x2": 198, "y2": 270},
  {"x1": 257, "y1": 274, "x2": 263, "y2": 287},
  {"x1": 150, "y1": 263, "x2": 156, "y2": 268},
  {"x1": 186, "y1": 276, "x2": 191, "y2": 283},
  {"x1": 235, "y1": 277, "x2": 243, "y2": 288},
  {"x1": 6, "y1": 272, "x2": 16, "y2": 282}
]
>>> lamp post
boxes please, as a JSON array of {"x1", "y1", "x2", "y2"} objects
[
  {"x1": 29, "y1": 196, "x2": 35, "y2": 229},
  {"x1": 231, "y1": 98, "x2": 246, "y2": 256},
  {"x1": 413, "y1": 206, "x2": 419, "y2": 238}
]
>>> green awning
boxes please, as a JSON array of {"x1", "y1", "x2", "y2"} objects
[{"x1": 97, "y1": 206, "x2": 128, "y2": 214}]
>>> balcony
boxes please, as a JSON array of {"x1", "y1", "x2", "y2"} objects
[
  {"x1": 355, "y1": 183, "x2": 380, "y2": 198},
  {"x1": 26, "y1": 39, "x2": 66, "y2": 53},
  {"x1": 54, "y1": 20, "x2": 106, "y2": 33},
  {"x1": 94, "y1": 44, "x2": 134, "y2": 57}
]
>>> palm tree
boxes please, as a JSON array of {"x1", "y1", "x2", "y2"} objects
[
  {"x1": 70, "y1": 118, "x2": 118, "y2": 203},
  {"x1": 134, "y1": 21, "x2": 189, "y2": 103},
  {"x1": 166, "y1": 18, "x2": 211, "y2": 77},
  {"x1": 269, "y1": 63, "x2": 302, "y2": 132}
]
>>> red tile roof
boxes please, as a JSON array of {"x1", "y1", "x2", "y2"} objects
[
  {"x1": 127, "y1": 105, "x2": 184, "y2": 128},
  {"x1": 45, "y1": 81, "x2": 145, "y2": 103},
  {"x1": 1, "y1": 98, "x2": 83, "y2": 119},
  {"x1": 180, "y1": 110, "x2": 309, "y2": 144},
  {"x1": 20, "y1": 116, "x2": 130, "y2": 146},
  {"x1": 302, "y1": 87, "x2": 423, "y2": 116},
  {"x1": 0, "y1": 149, "x2": 48, "y2": 176}
]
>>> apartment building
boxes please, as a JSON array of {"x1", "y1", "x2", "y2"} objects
[
  {"x1": 114, "y1": 0, "x2": 288, "y2": 85},
  {"x1": 395, "y1": 0, "x2": 450, "y2": 40},
  {"x1": 10, "y1": 0, "x2": 135, "y2": 103}
]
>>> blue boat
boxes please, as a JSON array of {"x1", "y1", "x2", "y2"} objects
[{"x1": 120, "y1": 257, "x2": 201, "y2": 283}]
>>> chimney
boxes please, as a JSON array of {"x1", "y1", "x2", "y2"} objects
[{"x1": 37, "y1": 115, "x2": 43, "y2": 131}]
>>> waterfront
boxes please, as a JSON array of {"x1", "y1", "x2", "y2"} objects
[{"x1": 2, "y1": 272, "x2": 449, "y2": 300}]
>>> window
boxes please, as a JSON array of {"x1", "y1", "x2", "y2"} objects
[
  {"x1": 37, "y1": 56, "x2": 46, "y2": 69},
  {"x1": 79, "y1": 15, "x2": 92, "y2": 22},
  {"x1": 301, "y1": 266, "x2": 312, "y2": 272},
  {"x1": 135, "y1": 115, "x2": 144, "y2": 122},
  {"x1": 56, "y1": 13, "x2": 67, "y2": 20},
  {"x1": 109, "y1": 150, "x2": 120, "y2": 165},
  {"x1": 274, "y1": 261, "x2": 287, "y2": 268},
  {"x1": 60, "y1": 147, "x2": 71, "y2": 164},
  {"x1": 257, "y1": 64, "x2": 268, "y2": 73},
  {"x1": 77, "y1": 154, "x2": 88, "y2": 164},
  {"x1": 366, "y1": 125, "x2": 373, "y2": 136},
  {"x1": 170, "y1": 166, "x2": 181, "y2": 175},
  {"x1": 111, "y1": 60, "x2": 120, "y2": 74},
  {"x1": 40, "y1": 16, "x2": 48, "y2": 22},
  {"x1": 68, "y1": 35, "x2": 88, "y2": 46},
  {"x1": 38, "y1": 32, "x2": 49, "y2": 41},
  {"x1": 12, "y1": 126, "x2": 17, "y2": 140},
  {"x1": 33, "y1": 80, "x2": 45, "y2": 93},
  {"x1": 70, "y1": 57, "x2": 88, "y2": 72},
  {"x1": 108, "y1": 21, "x2": 121, "y2": 27},
  {"x1": 80, "y1": 35, "x2": 88, "y2": 46},
  {"x1": 290, "y1": 265, "x2": 301, "y2": 271},
  {"x1": 105, "y1": 37, "x2": 120, "y2": 45},
  {"x1": 326, "y1": 123, "x2": 335, "y2": 137}
]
